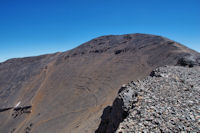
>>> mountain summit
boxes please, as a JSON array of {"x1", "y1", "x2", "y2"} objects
[{"x1": 0, "y1": 33, "x2": 199, "y2": 133}]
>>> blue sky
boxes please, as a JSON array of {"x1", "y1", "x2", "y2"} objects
[{"x1": 0, "y1": 0, "x2": 199, "y2": 62}]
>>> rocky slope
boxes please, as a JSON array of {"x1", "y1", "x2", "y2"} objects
[
  {"x1": 96, "y1": 66, "x2": 200, "y2": 133},
  {"x1": 0, "y1": 33, "x2": 200, "y2": 133}
]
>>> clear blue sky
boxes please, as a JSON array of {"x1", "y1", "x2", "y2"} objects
[{"x1": 0, "y1": 0, "x2": 199, "y2": 62}]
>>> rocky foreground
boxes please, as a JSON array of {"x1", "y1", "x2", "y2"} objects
[{"x1": 96, "y1": 66, "x2": 200, "y2": 133}]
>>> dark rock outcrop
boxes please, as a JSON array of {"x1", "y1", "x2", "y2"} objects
[
  {"x1": 12, "y1": 106, "x2": 32, "y2": 118},
  {"x1": 177, "y1": 54, "x2": 200, "y2": 67},
  {"x1": 95, "y1": 98, "x2": 128, "y2": 133},
  {"x1": 0, "y1": 107, "x2": 13, "y2": 112}
]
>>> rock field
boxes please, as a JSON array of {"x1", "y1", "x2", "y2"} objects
[
  {"x1": 117, "y1": 66, "x2": 200, "y2": 132},
  {"x1": 96, "y1": 66, "x2": 200, "y2": 133}
]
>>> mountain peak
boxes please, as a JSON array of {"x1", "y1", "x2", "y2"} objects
[{"x1": 0, "y1": 33, "x2": 199, "y2": 133}]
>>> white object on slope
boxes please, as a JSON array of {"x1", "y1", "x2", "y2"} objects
[{"x1": 14, "y1": 101, "x2": 21, "y2": 108}]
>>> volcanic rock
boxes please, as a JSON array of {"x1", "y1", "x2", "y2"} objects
[{"x1": 96, "y1": 66, "x2": 200, "y2": 133}]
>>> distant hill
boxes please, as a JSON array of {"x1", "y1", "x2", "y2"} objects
[{"x1": 0, "y1": 33, "x2": 199, "y2": 133}]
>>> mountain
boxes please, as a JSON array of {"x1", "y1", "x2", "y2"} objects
[
  {"x1": 97, "y1": 66, "x2": 200, "y2": 133},
  {"x1": 0, "y1": 33, "x2": 199, "y2": 133}
]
